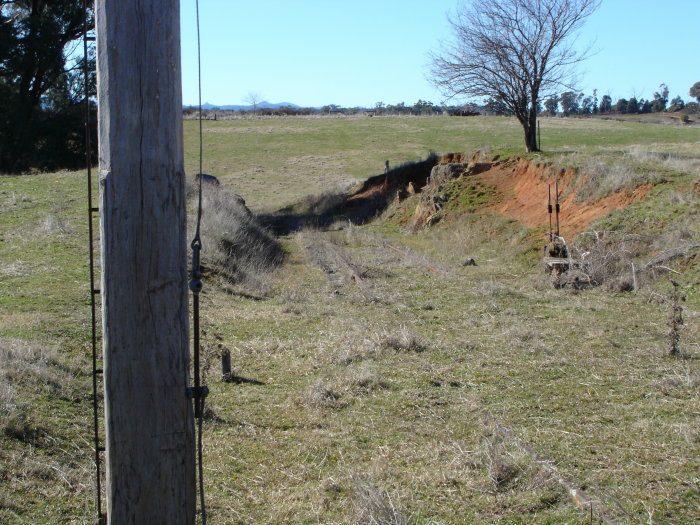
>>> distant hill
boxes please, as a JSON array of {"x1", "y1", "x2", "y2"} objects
[{"x1": 193, "y1": 101, "x2": 303, "y2": 111}]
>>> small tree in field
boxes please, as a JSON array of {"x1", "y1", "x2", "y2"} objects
[
  {"x1": 544, "y1": 96, "x2": 558, "y2": 115},
  {"x1": 245, "y1": 92, "x2": 263, "y2": 115},
  {"x1": 430, "y1": 0, "x2": 600, "y2": 152},
  {"x1": 599, "y1": 94, "x2": 612, "y2": 114},
  {"x1": 689, "y1": 82, "x2": 700, "y2": 103}
]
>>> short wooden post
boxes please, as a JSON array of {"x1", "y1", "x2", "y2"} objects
[
  {"x1": 221, "y1": 347, "x2": 232, "y2": 382},
  {"x1": 96, "y1": 1, "x2": 195, "y2": 522}
]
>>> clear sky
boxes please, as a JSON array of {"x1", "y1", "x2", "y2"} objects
[{"x1": 180, "y1": 0, "x2": 699, "y2": 108}]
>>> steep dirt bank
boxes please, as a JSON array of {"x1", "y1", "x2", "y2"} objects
[
  {"x1": 266, "y1": 153, "x2": 652, "y2": 241},
  {"x1": 477, "y1": 157, "x2": 651, "y2": 239},
  {"x1": 343, "y1": 153, "x2": 650, "y2": 239}
]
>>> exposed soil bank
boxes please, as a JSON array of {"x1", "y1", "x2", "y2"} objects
[
  {"x1": 264, "y1": 153, "x2": 650, "y2": 239},
  {"x1": 346, "y1": 153, "x2": 650, "y2": 238},
  {"x1": 477, "y1": 157, "x2": 651, "y2": 238}
]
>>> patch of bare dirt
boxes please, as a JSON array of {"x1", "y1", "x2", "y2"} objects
[
  {"x1": 332, "y1": 153, "x2": 651, "y2": 239},
  {"x1": 477, "y1": 157, "x2": 651, "y2": 238}
]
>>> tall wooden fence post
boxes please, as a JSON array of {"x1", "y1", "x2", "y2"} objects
[{"x1": 96, "y1": 1, "x2": 195, "y2": 522}]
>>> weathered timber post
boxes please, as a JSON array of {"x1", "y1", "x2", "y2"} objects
[{"x1": 96, "y1": 1, "x2": 195, "y2": 523}]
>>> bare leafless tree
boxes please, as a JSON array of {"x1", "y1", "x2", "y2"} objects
[
  {"x1": 244, "y1": 91, "x2": 263, "y2": 115},
  {"x1": 430, "y1": 0, "x2": 600, "y2": 152}
]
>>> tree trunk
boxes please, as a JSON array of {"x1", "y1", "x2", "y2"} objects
[
  {"x1": 96, "y1": 1, "x2": 195, "y2": 523},
  {"x1": 524, "y1": 107, "x2": 539, "y2": 152}
]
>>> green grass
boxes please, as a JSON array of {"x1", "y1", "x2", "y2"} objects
[
  {"x1": 183, "y1": 115, "x2": 700, "y2": 210},
  {"x1": 2, "y1": 114, "x2": 699, "y2": 523}
]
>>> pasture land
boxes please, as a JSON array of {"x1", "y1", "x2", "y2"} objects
[
  {"x1": 183, "y1": 115, "x2": 699, "y2": 209},
  {"x1": 1, "y1": 115, "x2": 699, "y2": 523}
]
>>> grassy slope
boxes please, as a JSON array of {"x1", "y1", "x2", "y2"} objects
[
  {"x1": 182, "y1": 116, "x2": 698, "y2": 210},
  {"x1": 0, "y1": 172, "x2": 95, "y2": 522},
  {"x1": 1, "y1": 115, "x2": 698, "y2": 523}
]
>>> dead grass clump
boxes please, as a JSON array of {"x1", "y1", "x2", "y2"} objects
[
  {"x1": 374, "y1": 326, "x2": 427, "y2": 354},
  {"x1": 505, "y1": 325, "x2": 540, "y2": 345},
  {"x1": 0, "y1": 340, "x2": 74, "y2": 397},
  {"x1": 0, "y1": 339, "x2": 80, "y2": 443},
  {"x1": 332, "y1": 341, "x2": 381, "y2": 365},
  {"x1": 351, "y1": 473, "x2": 411, "y2": 525},
  {"x1": 341, "y1": 364, "x2": 390, "y2": 395},
  {"x1": 328, "y1": 325, "x2": 427, "y2": 365},
  {"x1": 37, "y1": 214, "x2": 72, "y2": 236},
  {"x1": 657, "y1": 367, "x2": 699, "y2": 396},
  {"x1": 301, "y1": 379, "x2": 340, "y2": 409},
  {"x1": 476, "y1": 280, "x2": 521, "y2": 297},
  {"x1": 194, "y1": 183, "x2": 284, "y2": 291},
  {"x1": 478, "y1": 430, "x2": 524, "y2": 494},
  {"x1": 576, "y1": 159, "x2": 659, "y2": 203}
]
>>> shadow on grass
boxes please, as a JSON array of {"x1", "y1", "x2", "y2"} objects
[
  {"x1": 225, "y1": 375, "x2": 266, "y2": 386},
  {"x1": 258, "y1": 154, "x2": 439, "y2": 235}
]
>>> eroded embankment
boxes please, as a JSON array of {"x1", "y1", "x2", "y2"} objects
[
  {"x1": 343, "y1": 154, "x2": 651, "y2": 238},
  {"x1": 478, "y1": 157, "x2": 650, "y2": 239}
]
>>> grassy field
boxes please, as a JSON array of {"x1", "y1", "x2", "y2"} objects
[
  {"x1": 183, "y1": 115, "x2": 699, "y2": 210},
  {"x1": 1, "y1": 115, "x2": 699, "y2": 524}
]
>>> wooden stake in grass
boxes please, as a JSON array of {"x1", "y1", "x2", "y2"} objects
[
  {"x1": 221, "y1": 347, "x2": 232, "y2": 382},
  {"x1": 667, "y1": 280, "x2": 684, "y2": 357}
]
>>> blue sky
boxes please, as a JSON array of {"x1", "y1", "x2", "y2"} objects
[{"x1": 180, "y1": 0, "x2": 699, "y2": 108}]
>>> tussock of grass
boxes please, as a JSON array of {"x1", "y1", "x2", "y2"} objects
[
  {"x1": 193, "y1": 183, "x2": 284, "y2": 292},
  {"x1": 374, "y1": 326, "x2": 427, "y2": 354},
  {"x1": 37, "y1": 214, "x2": 72, "y2": 235},
  {"x1": 576, "y1": 158, "x2": 660, "y2": 203},
  {"x1": 0, "y1": 339, "x2": 78, "y2": 437},
  {"x1": 341, "y1": 364, "x2": 390, "y2": 395},
  {"x1": 299, "y1": 379, "x2": 340, "y2": 409},
  {"x1": 351, "y1": 473, "x2": 411, "y2": 525}
]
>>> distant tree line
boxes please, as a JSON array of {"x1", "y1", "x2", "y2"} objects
[
  {"x1": 186, "y1": 100, "x2": 453, "y2": 118},
  {"x1": 537, "y1": 82, "x2": 700, "y2": 118}
]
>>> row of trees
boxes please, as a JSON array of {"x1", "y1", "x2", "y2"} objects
[
  {"x1": 541, "y1": 84, "x2": 700, "y2": 116},
  {"x1": 0, "y1": 1, "x2": 96, "y2": 173}
]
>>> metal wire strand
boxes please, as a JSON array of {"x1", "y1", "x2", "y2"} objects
[
  {"x1": 193, "y1": 1, "x2": 207, "y2": 523},
  {"x1": 82, "y1": 0, "x2": 103, "y2": 522}
]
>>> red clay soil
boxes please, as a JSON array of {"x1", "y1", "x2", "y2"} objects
[
  {"x1": 342, "y1": 154, "x2": 650, "y2": 238},
  {"x1": 471, "y1": 157, "x2": 650, "y2": 239}
]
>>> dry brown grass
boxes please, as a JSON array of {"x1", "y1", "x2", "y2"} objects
[
  {"x1": 191, "y1": 182, "x2": 284, "y2": 293},
  {"x1": 351, "y1": 473, "x2": 411, "y2": 525},
  {"x1": 0, "y1": 339, "x2": 78, "y2": 437},
  {"x1": 576, "y1": 158, "x2": 661, "y2": 203}
]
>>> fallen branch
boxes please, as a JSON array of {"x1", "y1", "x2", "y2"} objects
[
  {"x1": 482, "y1": 413, "x2": 626, "y2": 524},
  {"x1": 385, "y1": 243, "x2": 451, "y2": 277}
]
